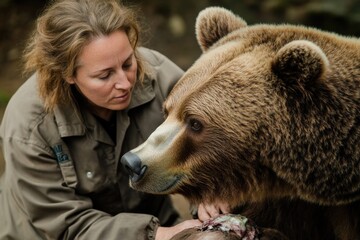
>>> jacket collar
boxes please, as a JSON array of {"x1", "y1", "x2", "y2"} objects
[
  {"x1": 127, "y1": 77, "x2": 155, "y2": 110},
  {"x1": 53, "y1": 77, "x2": 155, "y2": 138}
]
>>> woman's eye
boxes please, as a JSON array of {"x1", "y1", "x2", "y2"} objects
[
  {"x1": 189, "y1": 119, "x2": 203, "y2": 132},
  {"x1": 123, "y1": 62, "x2": 132, "y2": 70},
  {"x1": 98, "y1": 73, "x2": 110, "y2": 80}
]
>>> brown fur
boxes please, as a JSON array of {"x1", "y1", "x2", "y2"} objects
[{"x1": 122, "y1": 7, "x2": 360, "y2": 240}]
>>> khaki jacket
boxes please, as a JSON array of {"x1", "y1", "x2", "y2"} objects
[{"x1": 0, "y1": 48, "x2": 183, "y2": 239}]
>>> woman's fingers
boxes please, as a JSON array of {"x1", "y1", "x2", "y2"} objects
[{"x1": 197, "y1": 201, "x2": 231, "y2": 221}]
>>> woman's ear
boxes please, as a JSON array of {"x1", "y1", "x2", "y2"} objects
[{"x1": 65, "y1": 77, "x2": 76, "y2": 84}]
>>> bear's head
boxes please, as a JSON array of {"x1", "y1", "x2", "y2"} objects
[{"x1": 121, "y1": 7, "x2": 360, "y2": 208}]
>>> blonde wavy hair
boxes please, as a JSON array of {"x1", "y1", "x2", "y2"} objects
[{"x1": 24, "y1": 0, "x2": 147, "y2": 112}]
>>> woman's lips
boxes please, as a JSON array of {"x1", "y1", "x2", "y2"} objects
[{"x1": 113, "y1": 92, "x2": 130, "y2": 102}]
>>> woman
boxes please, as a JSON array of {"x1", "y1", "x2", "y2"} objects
[{"x1": 0, "y1": 0, "x2": 230, "y2": 239}]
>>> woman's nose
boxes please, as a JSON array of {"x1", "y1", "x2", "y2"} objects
[{"x1": 114, "y1": 71, "x2": 130, "y2": 89}]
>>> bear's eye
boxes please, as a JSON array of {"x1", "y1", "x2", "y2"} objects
[{"x1": 189, "y1": 118, "x2": 203, "y2": 132}]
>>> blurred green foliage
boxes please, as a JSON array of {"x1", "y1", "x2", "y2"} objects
[
  {"x1": 209, "y1": 0, "x2": 360, "y2": 37},
  {"x1": 0, "y1": 0, "x2": 10, "y2": 8},
  {"x1": 129, "y1": 0, "x2": 360, "y2": 37}
]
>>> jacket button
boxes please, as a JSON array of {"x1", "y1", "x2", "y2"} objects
[{"x1": 86, "y1": 171, "x2": 94, "y2": 179}]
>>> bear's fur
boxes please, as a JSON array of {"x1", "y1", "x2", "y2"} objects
[{"x1": 121, "y1": 7, "x2": 360, "y2": 239}]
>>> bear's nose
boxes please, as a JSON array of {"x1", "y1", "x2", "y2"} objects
[{"x1": 121, "y1": 152, "x2": 147, "y2": 183}]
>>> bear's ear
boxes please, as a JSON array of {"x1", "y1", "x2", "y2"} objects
[
  {"x1": 195, "y1": 7, "x2": 247, "y2": 52},
  {"x1": 272, "y1": 40, "x2": 329, "y2": 86}
]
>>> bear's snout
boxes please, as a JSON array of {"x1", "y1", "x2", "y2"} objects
[{"x1": 121, "y1": 152, "x2": 147, "y2": 182}]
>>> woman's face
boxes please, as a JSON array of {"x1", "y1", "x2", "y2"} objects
[{"x1": 69, "y1": 30, "x2": 137, "y2": 120}]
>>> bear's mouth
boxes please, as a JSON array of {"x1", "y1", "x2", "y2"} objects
[
  {"x1": 130, "y1": 174, "x2": 183, "y2": 194},
  {"x1": 159, "y1": 174, "x2": 183, "y2": 192}
]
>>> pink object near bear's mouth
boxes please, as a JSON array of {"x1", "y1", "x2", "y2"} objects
[{"x1": 198, "y1": 214, "x2": 259, "y2": 239}]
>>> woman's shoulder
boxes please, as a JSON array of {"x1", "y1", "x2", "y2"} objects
[
  {"x1": 136, "y1": 47, "x2": 184, "y2": 98},
  {"x1": 137, "y1": 47, "x2": 170, "y2": 67},
  {"x1": 1, "y1": 74, "x2": 53, "y2": 141},
  {"x1": 5, "y1": 74, "x2": 46, "y2": 119}
]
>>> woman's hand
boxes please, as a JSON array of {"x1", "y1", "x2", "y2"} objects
[
  {"x1": 155, "y1": 219, "x2": 202, "y2": 240},
  {"x1": 197, "y1": 201, "x2": 231, "y2": 221}
]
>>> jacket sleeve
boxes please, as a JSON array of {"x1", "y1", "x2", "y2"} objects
[{"x1": 4, "y1": 136, "x2": 160, "y2": 240}]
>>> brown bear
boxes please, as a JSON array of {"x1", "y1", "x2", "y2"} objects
[{"x1": 121, "y1": 6, "x2": 360, "y2": 240}]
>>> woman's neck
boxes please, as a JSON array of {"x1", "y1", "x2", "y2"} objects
[
  {"x1": 89, "y1": 106, "x2": 114, "y2": 121},
  {"x1": 71, "y1": 86, "x2": 114, "y2": 121}
]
